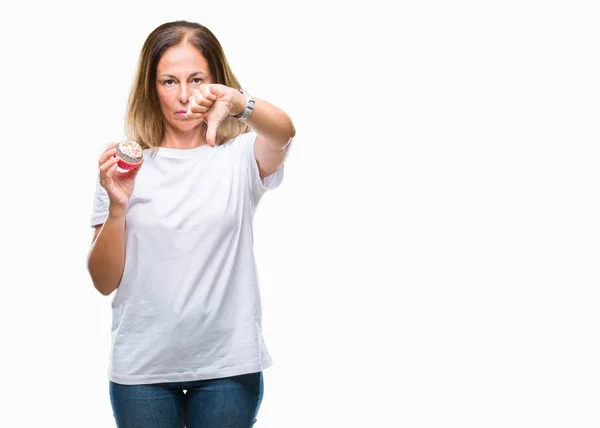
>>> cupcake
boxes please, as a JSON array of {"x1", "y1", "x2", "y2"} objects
[{"x1": 114, "y1": 140, "x2": 143, "y2": 171}]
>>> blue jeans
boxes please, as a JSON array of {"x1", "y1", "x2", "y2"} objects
[{"x1": 109, "y1": 372, "x2": 264, "y2": 427}]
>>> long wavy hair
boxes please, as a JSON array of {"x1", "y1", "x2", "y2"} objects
[{"x1": 126, "y1": 21, "x2": 249, "y2": 153}]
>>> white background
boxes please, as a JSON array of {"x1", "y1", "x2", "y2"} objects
[{"x1": 0, "y1": 0, "x2": 598, "y2": 427}]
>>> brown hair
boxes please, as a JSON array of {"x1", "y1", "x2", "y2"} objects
[{"x1": 125, "y1": 21, "x2": 249, "y2": 152}]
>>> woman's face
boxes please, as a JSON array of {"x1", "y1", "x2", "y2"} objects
[{"x1": 155, "y1": 41, "x2": 212, "y2": 132}]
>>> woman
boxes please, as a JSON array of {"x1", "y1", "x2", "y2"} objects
[{"x1": 88, "y1": 20, "x2": 294, "y2": 427}]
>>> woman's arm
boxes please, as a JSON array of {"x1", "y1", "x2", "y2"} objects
[
  {"x1": 233, "y1": 95, "x2": 295, "y2": 180},
  {"x1": 88, "y1": 144, "x2": 142, "y2": 296},
  {"x1": 232, "y1": 95, "x2": 295, "y2": 148},
  {"x1": 87, "y1": 206, "x2": 127, "y2": 296}
]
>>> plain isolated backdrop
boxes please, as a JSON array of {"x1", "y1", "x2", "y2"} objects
[{"x1": 0, "y1": 0, "x2": 598, "y2": 427}]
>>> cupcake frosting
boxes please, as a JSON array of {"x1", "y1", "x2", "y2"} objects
[{"x1": 118, "y1": 140, "x2": 142, "y2": 159}]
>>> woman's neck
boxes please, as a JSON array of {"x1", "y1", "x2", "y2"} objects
[{"x1": 160, "y1": 124, "x2": 208, "y2": 149}]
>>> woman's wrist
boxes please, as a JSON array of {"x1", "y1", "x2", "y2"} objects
[
  {"x1": 108, "y1": 204, "x2": 127, "y2": 219},
  {"x1": 230, "y1": 89, "x2": 248, "y2": 118}
]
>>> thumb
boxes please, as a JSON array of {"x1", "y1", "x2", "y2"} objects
[{"x1": 206, "y1": 119, "x2": 220, "y2": 147}]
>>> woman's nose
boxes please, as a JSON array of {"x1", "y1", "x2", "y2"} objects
[{"x1": 178, "y1": 84, "x2": 190, "y2": 104}]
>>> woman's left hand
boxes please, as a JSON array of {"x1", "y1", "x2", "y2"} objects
[{"x1": 187, "y1": 84, "x2": 238, "y2": 147}]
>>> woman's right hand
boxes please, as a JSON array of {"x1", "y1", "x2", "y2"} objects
[{"x1": 98, "y1": 143, "x2": 144, "y2": 211}]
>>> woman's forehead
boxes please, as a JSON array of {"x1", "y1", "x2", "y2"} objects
[{"x1": 157, "y1": 43, "x2": 209, "y2": 74}]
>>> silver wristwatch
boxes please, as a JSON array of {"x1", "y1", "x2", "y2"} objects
[{"x1": 233, "y1": 88, "x2": 255, "y2": 120}]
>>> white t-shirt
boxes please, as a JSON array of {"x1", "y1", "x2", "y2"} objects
[{"x1": 90, "y1": 131, "x2": 284, "y2": 385}]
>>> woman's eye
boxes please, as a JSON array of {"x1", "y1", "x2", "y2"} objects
[
  {"x1": 164, "y1": 79, "x2": 175, "y2": 86},
  {"x1": 191, "y1": 78, "x2": 203, "y2": 85}
]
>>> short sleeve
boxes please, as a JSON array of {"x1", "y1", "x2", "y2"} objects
[
  {"x1": 90, "y1": 177, "x2": 110, "y2": 227},
  {"x1": 239, "y1": 132, "x2": 285, "y2": 205}
]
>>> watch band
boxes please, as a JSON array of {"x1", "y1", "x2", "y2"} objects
[{"x1": 233, "y1": 88, "x2": 255, "y2": 120}]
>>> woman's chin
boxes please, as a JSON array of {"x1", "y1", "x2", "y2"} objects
[{"x1": 170, "y1": 119, "x2": 203, "y2": 132}]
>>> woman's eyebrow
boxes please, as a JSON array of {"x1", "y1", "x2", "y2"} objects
[{"x1": 159, "y1": 71, "x2": 207, "y2": 78}]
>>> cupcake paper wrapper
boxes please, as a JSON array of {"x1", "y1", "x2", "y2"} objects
[{"x1": 116, "y1": 158, "x2": 140, "y2": 170}]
